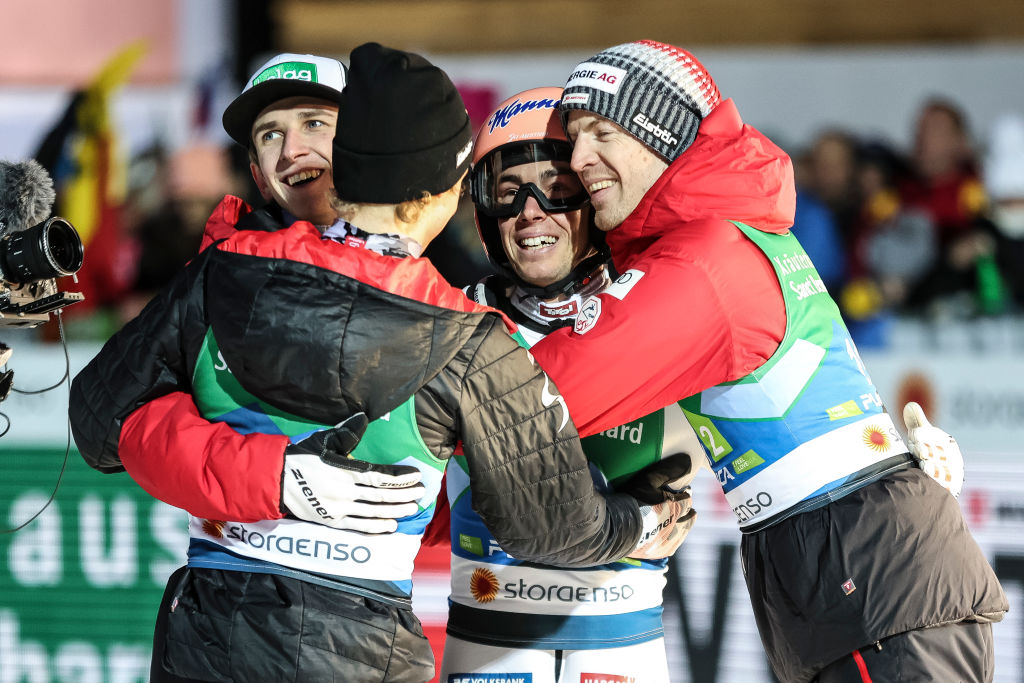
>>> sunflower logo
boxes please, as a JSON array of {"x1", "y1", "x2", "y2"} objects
[
  {"x1": 469, "y1": 568, "x2": 499, "y2": 603},
  {"x1": 201, "y1": 519, "x2": 227, "y2": 537},
  {"x1": 861, "y1": 426, "x2": 890, "y2": 452}
]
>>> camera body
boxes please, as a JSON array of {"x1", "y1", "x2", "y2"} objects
[{"x1": 0, "y1": 215, "x2": 85, "y2": 328}]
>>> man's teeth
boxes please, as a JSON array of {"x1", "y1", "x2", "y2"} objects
[
  {"x1": 588, "y1": 180, "x2": 614, "y2": 193},
  {"x1": 287, "y1": 169, "x2": 322, "y2": 185},
  {"x1": 519, "y1": 236, "x2": 557, "y2": 249}
]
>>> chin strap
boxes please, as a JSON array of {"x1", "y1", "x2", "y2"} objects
[{"x1": 503, "y1": 250, "x2": 612, "y2": 299}]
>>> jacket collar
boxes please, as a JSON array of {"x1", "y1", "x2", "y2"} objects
[{"x1": 607, "y1": 98, "x2": 796, "y2": 258}]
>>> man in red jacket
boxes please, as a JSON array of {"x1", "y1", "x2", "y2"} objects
[{"x1": 526, "y1": 40, "x2": 1006, "y2": 682}]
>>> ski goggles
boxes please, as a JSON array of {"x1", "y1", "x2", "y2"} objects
[{"x1": 471, "y1": 141, "x2": 589, "y2": 218}]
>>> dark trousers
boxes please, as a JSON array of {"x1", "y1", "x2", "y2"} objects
[
  {"x1": 150, "y1": 566, "x2": 434, "y2": 682},
  {"x1": 151, "y1": 566, "x2": 205, "y2": 683},
  {"x1": 814, "y1": 621, "x2": 995, "y2": 683}
]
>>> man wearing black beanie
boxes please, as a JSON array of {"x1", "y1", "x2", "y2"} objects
[
  {"x1": 334, "y1": 42, "x2": 473, "y2": 204},
  {"x1": 71, "y1": 41, "x2": 683, "y2": 683}
]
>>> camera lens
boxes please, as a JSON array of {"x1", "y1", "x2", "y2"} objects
[{"x1": 0, "y1": 217, "x2": 84, "y2": 284}]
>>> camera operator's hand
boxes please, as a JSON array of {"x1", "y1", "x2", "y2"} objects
[{"x1": 280, "y1": 413, "x2": 425, "y2": 533}]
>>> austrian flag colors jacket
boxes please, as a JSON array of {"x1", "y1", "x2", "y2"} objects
[{"x1": 528, "y1": 98, "x2": 1007, "y2": 681}]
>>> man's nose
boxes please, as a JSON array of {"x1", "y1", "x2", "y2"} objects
[
  {"x1": 281, "y1": 129, "x2": 310, "y2": 161},
  {"x1": 570, "y1": 139, "x2": 594, "y2": 174},
  {"x1": 518, "y1": 194, "x2": 547, "y2": 221}
]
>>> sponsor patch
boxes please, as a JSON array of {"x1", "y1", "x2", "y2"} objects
[
  {"x1": 202, "y1": 519, "x2": 226, "y2": 537},
  {"x1": 826, "y1": 400, "x2": 864, "y2": 421},
  {"x1": 841, "y1": 578, "x2": 856, "y2": 595},
  {"x1": 602, "y1": 269, "x2": 645, "y2": 300},
  {"x1": 449, "y1": 674, "x2": 533, "y2": 683},
  {"x1": 459, "y1": 533, "x2": 483, "y2": 556},
  {"x1": 861, "y1": 426, "x2": 890, "y2": 452},
  {"x1": 574, "y1": 296, "x2": 602, "y2": 334},
  {"x1": 253, "y1": 61, "x2": 317, "y2": 86},
  {"x1": 344, "y1": 235, "x2": 366, "y2": 249},
  {"x1": 469, "y1": 567, "x2": 499, "y2": 603},
  {"x1": 580, "y1": 674, "x2": 636, "y2": 683},
  {"x1": 561, "y1": 92, "x2": 591, "y2": 107},
  {"x1": 538, "y1": 299, "x2": 579, "y2": 319},
  {"x1": 565, "y1": 62, "x2": 627, "y2": 95}
]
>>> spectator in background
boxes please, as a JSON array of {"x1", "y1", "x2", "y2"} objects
[
  {"x1": 790, "y1": 148, "x2": 847, "y2": 293},
  {"x1": 804, "y1": 128, "x2": 862, "y2": 240},
  {"x1": 900, "y1": 97, "x2": 996, "y2": 313},
  {"x1": 121, "y1": 143, "x2": 242, "y2": 322},
  {"x1": 982, "y1": 113, "x2": 1024, "y2": 311},
  {"x1": 839, "y1": 141, "x2": 939, "y2": 344}
]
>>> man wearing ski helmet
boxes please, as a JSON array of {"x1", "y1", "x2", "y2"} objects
[{"x1": 439, "y1": 87, "x2": 701, "y2": 683}]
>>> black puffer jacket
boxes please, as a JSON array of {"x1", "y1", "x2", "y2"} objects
[{"x1": 70, "y1": 201, "x2": 642, "y2": 568}]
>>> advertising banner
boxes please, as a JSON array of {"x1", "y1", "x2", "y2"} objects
[{"x1": 1, "y1": 341, "x2": 1022, "y2": 681}]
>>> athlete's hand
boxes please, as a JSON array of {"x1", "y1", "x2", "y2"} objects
[
  {"x1": 280, "y1": 413, "x2": 425, "y2": 533},
  {"x1": 629, "y1": 497, "x2": 697, "y2": 560},
  {"x1": 622, "y1": 452, "x2": 699, "y2": 504},
  {"x1": 903, "y1": 402, "x2": 964, "y2": 499}
]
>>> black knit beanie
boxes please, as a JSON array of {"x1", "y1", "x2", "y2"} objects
[{"x1": 333, "y1": 42, "x2": 473, "y2": 204}]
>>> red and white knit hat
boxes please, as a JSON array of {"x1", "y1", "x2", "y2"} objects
[{"x1": 559, "y1": 40, "x2": 721, "y2": 162}]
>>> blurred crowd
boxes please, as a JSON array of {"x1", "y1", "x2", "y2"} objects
[
  {"x1": 792, "y1": 98, "x2": 1024, "y2": 346},
  {"x1": 39, "y1": 94, "x2": 1024, "y2": 348}
]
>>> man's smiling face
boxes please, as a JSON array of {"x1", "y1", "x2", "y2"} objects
[
  {"x1": 496, "y1": 158, "x2": 590, "y2": 288},
  {"x1": 249, "y1": 96, "x2": 339, "y2": 225},
  {"x1": 566, "y1": 110, "x2": 668, "y2": 231}
]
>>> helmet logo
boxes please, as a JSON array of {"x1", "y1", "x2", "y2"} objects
[{"x1": 487, "y1": 98, "x2": 559, "y2": 133}]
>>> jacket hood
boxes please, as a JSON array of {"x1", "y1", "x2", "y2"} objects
[
  {"x1": 203, "y1": 222, "x2": 513, "y2": 425},
  {"x1": 608, "y1": 98, "x2": 796, "y2": 253}
]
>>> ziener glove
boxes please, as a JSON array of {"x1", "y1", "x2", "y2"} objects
[
  {"x1": 629, "y1": 497, "x2": 697, "y2": 560},
  {"x1": 903, "y1": 401, "x2": 964, "y2": 499},
  {"x1": 280, "y1": 413, "x2": 426, "y2": 533}
]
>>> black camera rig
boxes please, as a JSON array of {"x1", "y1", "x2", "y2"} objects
[{"x1": 0, "y1": 216, "x2": 85, "y2": 328}]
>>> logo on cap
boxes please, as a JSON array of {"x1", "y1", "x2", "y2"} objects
[
  {"x1": 252, "y1": 61, "x2": 319, "y2": 87},
  {"x1": 632, "y1": 113, "x2": 679, "y2": 147},
  {"x1": 561, "y1": 92, "x2": 591, "y2": 107},
  {"x1": 456, "y1": 139, "x2": 473, "y2": 167},
  {"x1": 565, "y1": 62, "x2": 627, "y2": 95}
]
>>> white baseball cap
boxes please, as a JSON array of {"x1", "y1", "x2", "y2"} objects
[{"x1": 222, "y1": 53, "x2": 347, "y2": 146}]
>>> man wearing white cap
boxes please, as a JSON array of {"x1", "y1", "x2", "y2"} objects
[
  {"x1": 71, "y1": 51, "x2": 430, "y2": 681},
  {"x1": 520, "y1": 40, "x2": 1007, "y2": 682}
]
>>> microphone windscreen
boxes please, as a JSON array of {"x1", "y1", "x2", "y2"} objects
[{"x1": 0, "y1": 159, "x2": 56, "y2": 233}]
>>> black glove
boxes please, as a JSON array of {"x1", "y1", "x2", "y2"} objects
[
  {"x1": 621, "y1": 452, "x2": 697, "y2": 505},
  {"x1": 280, "y1": 413, "x2": 426, "y2": 533},
  {"x1": 285, "y1": 412, "x2": 369, "y2": 464}
]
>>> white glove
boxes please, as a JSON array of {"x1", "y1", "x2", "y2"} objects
[
  {"x1": 280, "y1": 413, "x2": 425, "y2": 533},
  {"x1": 629, "y1": 498, "x2": 697, "y2": 560},
  {"x1": 903, "y1": 402, "x2": 964, "y2": 498}
]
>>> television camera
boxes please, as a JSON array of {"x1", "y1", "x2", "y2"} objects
[{"x1": 0, "y1": 159, "x2": 85, "y2": 401}]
